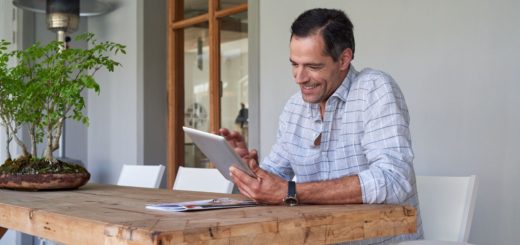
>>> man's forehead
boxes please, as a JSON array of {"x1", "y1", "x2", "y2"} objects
[{"x1": 290, "y1": 35, "x2": 330, "y2": 57}]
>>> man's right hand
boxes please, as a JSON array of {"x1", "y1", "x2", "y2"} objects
[{"x1": 217, "y1": 128, "x2": 258, "y2": 166}]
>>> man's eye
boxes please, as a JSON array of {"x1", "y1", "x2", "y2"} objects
[{"x1": 309, "y1": 66, "x2": 321, "y2": 70}]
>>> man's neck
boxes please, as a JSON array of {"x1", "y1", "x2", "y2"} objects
[
  {"x1": 319, "y1": 103, "x2": 326, "y2": 119},
  {"x1": 318, "y1": 69, "x2": 349, "y2": 119}
]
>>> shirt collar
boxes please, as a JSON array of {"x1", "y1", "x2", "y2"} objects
[
  {"x1": 306, "y1": 65, "x2": 358, "y2": 119},
  {"x1": 331, "y1": 65, "x2": 358, "y2": 103}
]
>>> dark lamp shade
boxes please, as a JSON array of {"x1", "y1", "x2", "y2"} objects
[{"x1": 12, "y1": 0, "x2": 112, "y2": 17}]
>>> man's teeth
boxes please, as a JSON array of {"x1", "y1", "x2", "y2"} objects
[{"x1": 304, "y1": 85, "x2": 317, "y2": 89}]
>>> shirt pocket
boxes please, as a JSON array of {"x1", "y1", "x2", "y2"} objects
[{"x1": 284, "y1": 133, "x2": 322, "y2": 178}]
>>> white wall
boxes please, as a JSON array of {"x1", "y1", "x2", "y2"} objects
[
  {"x1": 86, "y1": 0, "x2": 167, "y2": 184},
  {"x1": 259, "y1": 1, "x2": 520, "y2": 244},
  {"x1": 86, "y1": 0, "x2": 140, "y2": 183}
]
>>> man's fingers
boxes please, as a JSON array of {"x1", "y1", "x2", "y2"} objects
[
  {"x1": 229, "y1": 130, "x2": 249, "y2": 148},
  {"x1": 248, "y1": 158, "x2": 259, "y2": 171},
  {"x1": 230, "y1": 166, "x2": 255, "y2": 200},
  {"x1": 218, "y1": 128, "x2": 230, "y2": 136},
  {"x1": 230, "y1": 166, "x2": 256, "y2": 184},
  {"x1": 249, "y1": 149, "x2": 259, "y2": 162}
]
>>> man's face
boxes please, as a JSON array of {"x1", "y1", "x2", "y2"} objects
[{"x1": 289, "y1": 34, "x2": 350, "y2": 106}]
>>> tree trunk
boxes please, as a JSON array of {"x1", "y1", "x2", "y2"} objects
[
  {"x1": 0, "y1": 115, "x2": 12, "y2": 160},
  {"x1": 6, "y1": 122, "x2": 29, "y2": 158},
  {"x1": 43, "y1": 143, "x2": 54, "y2": 162},
  {"x1": 43, "y1": 122, "x2": 55, "y2": 162},
  {"x1": 51, "y1": 118, "x2": 64, "y2": 153},
  {"x1": 30, "y1": 125, "x2": 37, "y2": 157},
  {"x1": 4, "y1": 126, "x2": 11, "y2": 160}
]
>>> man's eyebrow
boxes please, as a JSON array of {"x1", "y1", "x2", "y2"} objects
[{"x1": 289, "y1": 59, "x2": 324, "y2": 66}]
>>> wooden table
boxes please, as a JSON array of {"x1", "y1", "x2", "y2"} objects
[{"x1": 0, "y1": 184, "x2": 416, "y2": 244}]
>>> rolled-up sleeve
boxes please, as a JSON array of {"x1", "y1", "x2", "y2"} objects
[{"x1": 358, "y1": 72, "x2": 414, "y2": 204}]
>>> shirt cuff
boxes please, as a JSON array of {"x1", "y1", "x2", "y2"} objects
[{"x1": 358, "y1": 169, "x2": 387, "y2": 204}]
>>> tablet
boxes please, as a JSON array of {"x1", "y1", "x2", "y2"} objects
[{"x1": 183, "y1": 126, "x2": 256, "y2": 180}]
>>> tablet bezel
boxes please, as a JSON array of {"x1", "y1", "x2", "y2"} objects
[{"x1": 183, "y1": 126, "x2": 256, "y2": 180}]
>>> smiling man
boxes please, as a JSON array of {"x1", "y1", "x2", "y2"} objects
[{"x1": 221, "y1": 8, "x2": 423, "y2": 243}]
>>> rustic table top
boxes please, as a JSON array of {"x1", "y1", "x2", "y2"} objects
[{"x1": 0, "y1": 183, "x2": 416, "y2": 244}]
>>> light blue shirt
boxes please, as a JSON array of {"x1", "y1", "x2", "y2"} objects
[{"x1": 261, "y1": 66, "x2": 423, "y2": 243}]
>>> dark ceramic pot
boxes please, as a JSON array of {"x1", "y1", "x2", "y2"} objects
[{"x1": 0, "y1": 172, "x2": 90, "y2": 190}]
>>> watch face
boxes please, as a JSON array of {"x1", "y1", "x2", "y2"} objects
[{"x1": 284, "y1": 197, "x2": 298, "y2": 206}]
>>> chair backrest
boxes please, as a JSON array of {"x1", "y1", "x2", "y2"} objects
[
  {"x1": 117, "y1": 164, "x2": 165, "y2": 188},
  {"x1": 416, "y1": 175, "x2": 478, "y2": 242},
  {"x1": 173, "y1": 166, "x2": 234, "y2": 194}
]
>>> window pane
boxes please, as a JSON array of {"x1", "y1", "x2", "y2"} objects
[
  {"x1": 219, "y1": 0, "x2": 247, "y2": 10},
  {"x1": 184, "y1": 24, "x2": 210, "y2": 168},
  {"x1": 184, "y1": 0, "x2": 207, "y2": 19},
  {"x1": 220, "y1": 12, "x2": 248, "y2": 143}
]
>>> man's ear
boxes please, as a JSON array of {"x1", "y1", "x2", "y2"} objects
[{"x1": 339, "y1": 48, "x2": 353, "y2": 70}]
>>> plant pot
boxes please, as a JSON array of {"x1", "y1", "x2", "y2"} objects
[
  {"x1": 0, "y1": 159, "x2": 91, "y2": 191},
  {"x1": 0, "y1": 172, "x2": 90, "y2": 191}
]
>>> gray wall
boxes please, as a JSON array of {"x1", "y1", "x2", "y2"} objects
[
  {"x1": 86, "y1": 0, "x2": 167, "y2": 185},
  {"x1": 258, "y1": 1, "x2": 520, "y2": 245},
  {"x1": 86, "y1": 0, "x2": 141, "y2": 183}
]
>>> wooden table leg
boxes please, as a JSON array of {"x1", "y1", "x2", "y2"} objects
[{"x1": 0, "y1": 227, "x2": 7, "y2": 239}]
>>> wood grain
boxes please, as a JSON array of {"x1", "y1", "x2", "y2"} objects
[
  {"x1": 166, "y1": 0, "x2": 185, "y2": 188},
  {"x1": 0, "y1": 184, "x2": 416, "y2": 244}
]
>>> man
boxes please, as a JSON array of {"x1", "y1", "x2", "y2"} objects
[{"x1": 220, "y1": 8, "x2": 423, "y2": 243}]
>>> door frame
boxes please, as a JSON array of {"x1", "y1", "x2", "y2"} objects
[{"x1": 166, "y1": 0, "x2": 248, "y2": 188}]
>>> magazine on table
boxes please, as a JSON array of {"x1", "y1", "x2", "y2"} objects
[{"x1": 146, "y1": 197, "x2": 257, "y2": 212}]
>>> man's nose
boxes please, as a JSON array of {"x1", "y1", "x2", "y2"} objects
[{"x1": 294, "y1": 67, "x2": 309, "y2": 84}]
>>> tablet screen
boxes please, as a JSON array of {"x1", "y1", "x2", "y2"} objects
[{"x1": 183, "y1": 127, "x2": 256, "y2": 180}]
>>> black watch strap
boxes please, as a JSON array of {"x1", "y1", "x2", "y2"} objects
[
  {"x1": 283, "y1": 180, "x2": 298, "y2": 206},
  {"x1": 288, "y1": 180, "x2": 296, "y2": 197}
]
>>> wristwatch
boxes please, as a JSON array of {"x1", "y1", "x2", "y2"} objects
[{"x1": 283, "y1": 180, "x2": 298, "y2": 206}]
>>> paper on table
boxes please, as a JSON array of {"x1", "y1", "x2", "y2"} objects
[{"x1": 146, "y1": 197, "x2": 257, "y2": 212}]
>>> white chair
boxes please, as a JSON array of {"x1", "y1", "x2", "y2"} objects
[
  {"x1": 173, "y1": 166, "x2": 234, "y2": 193},
  {"x1": 117, "y1": 164, "x2": 165, "y2": 188},
  {"x1": 396, "y1": 175, "x2": 478, "y2": 245}
]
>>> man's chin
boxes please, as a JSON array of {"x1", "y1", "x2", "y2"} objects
[{"x1": 301, "y1": 95, "x2": 319, "y2": 104}]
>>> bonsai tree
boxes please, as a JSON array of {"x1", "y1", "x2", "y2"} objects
[{"x1": 0, "y1": 33, "x2": 125, "y2": 177}]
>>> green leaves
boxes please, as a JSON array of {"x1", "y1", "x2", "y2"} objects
[{"x1": 0, "y1": 33, "x2": 126, "y2": 161}]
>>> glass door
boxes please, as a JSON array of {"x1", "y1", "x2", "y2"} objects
[
  {"x1": 220, "y1": 12, "x2": 249, "y2": 142},
  {"x1": 167, "y1": 0, "x2": 248, "y2": 188}
]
